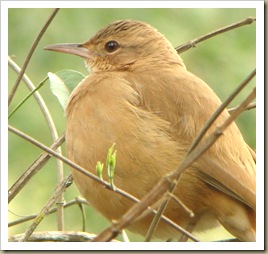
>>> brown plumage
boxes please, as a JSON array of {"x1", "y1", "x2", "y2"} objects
[{"x1": 45, "y1": 20, "x2": 256, "y2": 241}]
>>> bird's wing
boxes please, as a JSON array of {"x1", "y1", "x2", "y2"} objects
[
  {"x1": 196, "y1": 157, "x2": 256, "y2": 209},
  {"x1": 127, "y1": 68, "x2": 256, "y2": 209}
]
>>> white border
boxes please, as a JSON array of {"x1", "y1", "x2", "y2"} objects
[{"x1": 1, "y1": 1, "x2": 264, "y2": 251}]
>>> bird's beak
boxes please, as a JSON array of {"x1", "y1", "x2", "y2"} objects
[{"x1": 44, "y1": 43, "x2": 92, "y2": 59}]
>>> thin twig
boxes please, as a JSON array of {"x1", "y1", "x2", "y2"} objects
[
  {"x1": 228, "y1": 102, "x2": 256, "y2": 114},
  {"x1": 76, "y1": 197, "x2": 87, "y2": 232},
  {"x1": 168, "y1": 193, "x2": 194, "y2": 218},
  {"x1": 18, "y1": 174, "x2": 73, "y2": 242},
  {"x1": 144, "y1": 193, "x2": 171, "y2": 242},
  {"x1": 8, "y1": 134, "x2": 65, "y2": 203},
  {"x1": 8, "y1": 8, "x2": 60, "y2": 106},
  {"x1": 176, "y1": 17, "x2": 256, "y2": 54},
  {"x1": 9, "y1": 197, "x2": 89, "y2": 227}
]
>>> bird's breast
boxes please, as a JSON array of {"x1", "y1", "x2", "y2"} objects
[{"x1": 65, "y1": 73, "x2": 187, "y2": 219}]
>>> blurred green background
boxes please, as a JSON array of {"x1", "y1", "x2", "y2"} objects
[{"x1": 8, "y1": 8, "x2": 256, "y2": 242}]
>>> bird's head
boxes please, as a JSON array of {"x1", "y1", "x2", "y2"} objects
[{"x1": 45, "y1": 20, "x2": 184, "y2": 73}]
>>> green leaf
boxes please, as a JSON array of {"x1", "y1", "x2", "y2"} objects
[
  {"x1": 106, "y1": 143, "x2": 116, "y2": 189},
  {"x1": 48, "y1": 69, "x2": 85, "y2": 110},
  {"x1": 106, "y1": 143, "x2": 116, "y2": 167},
  {"x1": 56, "y1": 69, "x2": 85, "y2": 92},
  {"x1": 96, "y1": 161, "x2": 104, "y2": 180}
]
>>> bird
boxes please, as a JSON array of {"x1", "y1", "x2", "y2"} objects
[{"x1": 45, "y1": 20, "x2": 256, "y2": 242}]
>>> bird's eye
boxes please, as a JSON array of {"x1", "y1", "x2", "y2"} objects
[{"x1": 105, "y1": 41, "x2": 120, "y2": 53}]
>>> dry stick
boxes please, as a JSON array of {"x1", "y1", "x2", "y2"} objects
[
  {"x1": 8, "y1": 134, "x2": 65, "y2": 203},
  {"x1": 9, "y1": 231, "x2": 119, "y2": 242},
  {"x1": 9, "y1": 197, "x2": 89, "y2": 227},
  {"x1": 91, "y1": 87, "x2": 256, "y2": 242},
  {"x1": 8, "y1": 8, "x2": 59, "y2": 106},
  {"x1": 8, "y1": 125, "x2": 198, "y2": 242},
  {"x1": 176, "y1": 17, "x2": 256, "y2": 54},
  {"x1": 228, "y1": 102, "x2": 256, "y2": 114},
  {"x1": 18, "y1": 174, "x2": 73, "y2": 242},
  {"x1": 145, "y1": 180, "x2": 194, "y2": 242},
  {"x1": 77, "y1": 198, "x2": 87, "y2": 232},
  {"x1": 144, "y1": 176, "x2": 192, "y2": 242},
  {"x1": 145, "y1": 69, "x2": 256, "y2": 241}
]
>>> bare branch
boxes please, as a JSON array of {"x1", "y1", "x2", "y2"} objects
[
  {"x1": 228, "y1": 102, "x2": 256, "y2": 114},
  {"x1": 176, "y1": 17, "x2": 256, "y2": 54},
  {"x1": 9, "y1": 231, "x2": 119, "y2": 242},
  {"x1": 18, "y1": 174, "x2": 73, "y2": 242},
  {"x1": 8, "y1": 134, "x2": 65, "y2": 203},
  {"x1": 9, "y1": 197, "x2": 89, "y2": 227}
]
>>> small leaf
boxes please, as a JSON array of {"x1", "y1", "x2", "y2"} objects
[
  {"x1": 96, "y1": 161, "x2": 104, "y2": 180},
  {"x1": 106, "y1": 143, "x2": 116, "y2": 167},
  {"x1": 48, "y1": 72, "x2": 69, "y2": 110},
  {"x1": 109, "y1": 151, "x2": 117, "y2": 177},
  {"x1": 106, "y1": 143, "x2": 116, "y2": 190},
  {"x1": 56, "y1": 69, "x2": 85, "y2": 92},
  {"x1": 48, "y1": 69, "x2": 85, "y2": 110}
]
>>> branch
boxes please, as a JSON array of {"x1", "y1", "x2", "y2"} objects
[
  {"x1": 228, "y1": 102, "x2": 256, "y2": 114},
  {"x1": 175, "y1": 17, "x2": 256, "y2": 54},
  {"x1": 9, "y1": 197, "x2": 89, "y2": 227},
  {"x1": 8, "y1": 134, "x2": 65, "y2": 203},
  {"x1": 18, "y1": 174, "x2": 73, "y2": 241},
  {"x1": 9, "y1": 231, "x2": 119, "y2": 242}
]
